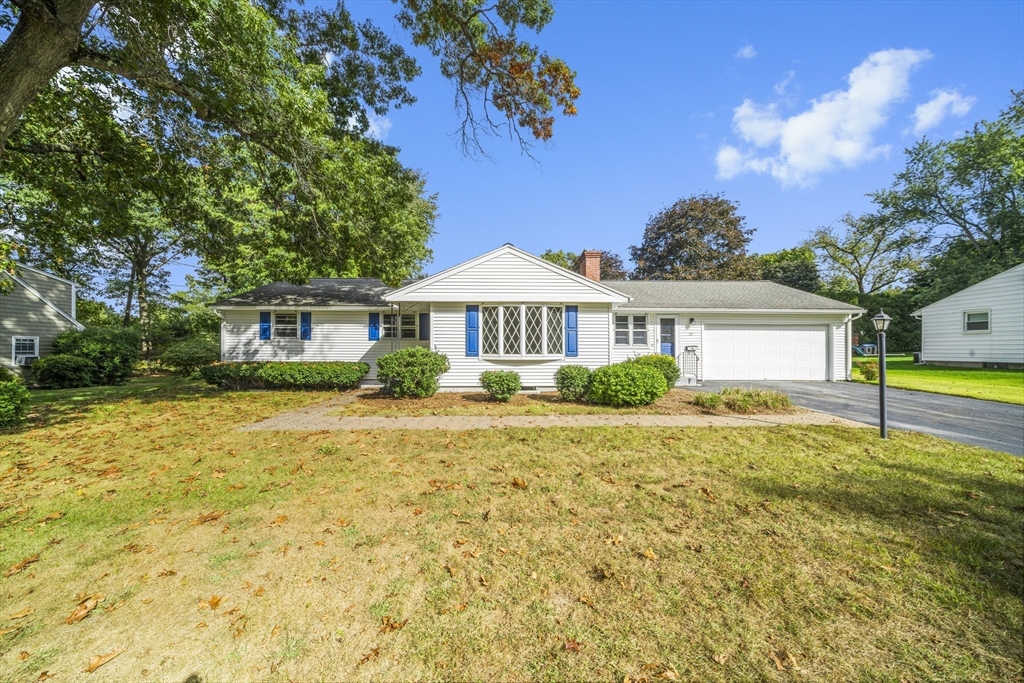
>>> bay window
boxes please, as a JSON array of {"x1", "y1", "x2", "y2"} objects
[{"x1": 480, "y1": 304, "x2": 564, "y2": 357}]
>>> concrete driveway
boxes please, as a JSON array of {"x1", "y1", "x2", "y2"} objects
[{"x1": 698, "y1": 380, "x2": 1024, "y2": 456}]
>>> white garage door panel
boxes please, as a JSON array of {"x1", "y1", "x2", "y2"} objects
[{"x1": 704, "y1": 325, "x2": 827, "y2": 380}]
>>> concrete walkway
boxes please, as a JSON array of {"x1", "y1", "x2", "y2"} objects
[{"x1": 240, "y1": 394, "x2": 867, "y2": 431}]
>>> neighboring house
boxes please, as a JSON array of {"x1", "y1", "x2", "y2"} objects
[
  {"x1": 912, "y1": 263, "x2": 1024, "y2": 369},
  {"x1": 1, "y1": 265, "x2": 84, "y2": 376},
  {"x1": 210, "y1": 244, "x2": 864, "y2": 388}
]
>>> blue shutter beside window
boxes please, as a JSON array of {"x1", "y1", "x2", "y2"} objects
[
  {"x1": 465, "y1": 305, "x2": 479, "y2": 356},
  {"x1": 368, "y1": 312, "x2": 380, "y2": 341},
  {"x1": 300, "y1": 312, "x2": 312, "y2": 340},
  {"x1": 259, "y1": 312, "x2": 271, "y2": 340},
  {"x1": 419, "y1": 313, "x2": 430, "y2": 341},
  {"x1": 565, "y1": 305, "x2": 578, "y2": 357}
]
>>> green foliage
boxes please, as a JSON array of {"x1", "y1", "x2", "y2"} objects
[
  {"x1": 587, "y1": 362, "x2": 667, "y2": 406},
  {"x1": 0, "y1": 379, "x2": 31, "y2": 428},
  {"x1": 52, "y1": 327, "x2": 141, "y2": 385},
  {"x1": 807, "y1": 213, "x2": 925, "y2": 294},
  {"x1": 375, "y1": 347, "x2": 450, "y2": 398},
  {"x1": 818, "y1": 288, "x2": 921, "y2": 352},
  {"x1": 629, "y1": 193, "x2": 760, "y2": 280},
  {"x1": 479, "y1": 370, "x2": 522, "y2": 402},
  {"x1": 540, "y1": 249, "x2": 578, "y2": 270},
  {"x1": 554, "y1": 365, "x2": 592, "y2": 401},
  {"x1": 160, "y1": 338, "x2": 221, "y2": 376},
  {"x1": 30, "y1": 355, "x2": 97, "y2": 389},
  {"x1": 691, "y1": 392, "x2": 722, "y2": 410},
  {"x1": 755, "y1": 246, "x2": 821, "y2": 292},
  {"x1": 626, "y1": 354, "x2": 680, "y2": 388},
  {"x1": 718, "y1": 387, "x2": 792, "y2": 413},
  {"x1": 540, "y1": 249, "x2": 629, "y2": 279},
  {"x1": 0, "y1": 365, "x2": 15, "y2": 383},
  {"x1": 200, "y1": 362, "x2": 369, "y2": 391},
  {"x1": 75, "y1": 299, "x2": 123, "y2": 327},
  {"x1": 858, "y1": 360, "x2": 880, "y2": 381}
]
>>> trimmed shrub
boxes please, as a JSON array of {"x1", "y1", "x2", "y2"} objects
[
  {"x1": 587, "y1": 362, "x2": 667, "y2": 407},
  {"x1": 52, "y1": 326, "x2": 140, "y2": 385},
  {"x1": 858, "y1": 360, "x2": 879, "y2": 381},
  {"x1": 0, "y1": 365, "x2": 16, "y2": 383},
  {"x1": 200, "y1": 361, "x2": 369, "y2": 390},
  {"x1": 691, "y1": 392, "x2": 722, "y2": 410},
  {"x1": 160, "y1": 338, "x2": 221, "y2": 376},
  {"x1": 480, "y1": 370, "x2": 522, "y2": 402},
  {"x1": 0, "y1": 380, "x2": 31, "y2": 428},
  {"x1": 376, "y1": 347, "x2": 450, "y2": 398},
  {"x1": 554, "y1": 365, "x2": 592, "y2": 402},
  {"x1": 30, "y1": 354, "x2": 97, "y2": 389},
  {"x1": 626, "y1": 354, "x2": 680, "y2": 388}
]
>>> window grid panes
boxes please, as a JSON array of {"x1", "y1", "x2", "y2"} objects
[
  {"x1": 479, "y1": 305, "x2": 564, "y2": 356},
  {"x1": 482, "y1": 307, "x2": 500, "y2": 355},
  {"x1": 13, "y1": 338, "x2": 36, "y2": 355},
  {"x1": 965, "y1": 311, "x2": 989, "y2": 331},
  {"x1": 614, "y1": 315, "x2": 629, "y2": 345},
  {"x1": 502, "y1": 305, "x2": 521, "y2": 355},
  {"x1": 632, "y1": 315, "x2": 648, "y2": 345},
  {"x1": 546, "y1": 307, "x2": 563, "y2": 355},
  {"x1": 401, "y1": 314, "x2": 417, "y2": 339},
  {"x1": 524, "y1": 306, "x2": 544, "y2": 355},
  {"x1": 614, "y1": 314, "x2": 648, "y2": 346},
  {"x1": 274, "y1": 313, "x2": 298, "y2": 338},
  {"x1": 382, "y1": 314, "x2": 397, "y2": 338}
]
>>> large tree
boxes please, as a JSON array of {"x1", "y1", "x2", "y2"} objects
[
  {"x1": 629, "y1": 193, "x2": 758, "y2": 280},
  {"x1": 755, "y1": 246, "x2": 820, "y2": 292},
  {"x1": 540, "y1": 248, "x2": 629, "y2": 279}
]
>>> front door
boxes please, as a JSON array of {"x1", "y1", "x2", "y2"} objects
[{"x1": 659, "y1": 318, "x2": 675, "y2": 357}]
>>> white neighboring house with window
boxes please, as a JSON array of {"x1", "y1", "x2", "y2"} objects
[
  {"x1": 912, "y1": 263, "x2": 1024, "y2": 369},
  {"x1": 0, "y1": 265, "x2": 83, "y2": 376},
  {"x1": 211, "y1": 244, "x2": 864, "y2": 387}
]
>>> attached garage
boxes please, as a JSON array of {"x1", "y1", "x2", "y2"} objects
[{"x1": 703, "y1": 324, "x2": 828, "y2": 381}]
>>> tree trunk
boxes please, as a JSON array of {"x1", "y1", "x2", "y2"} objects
[
  {"x1": 137, "y1": 270, "x2": 149, "y2": 360},
  {"x1": 0, "y1": 0, "x2": 96, "y2": 154},
  {"x1": 122, "y1": 263, "x2": 136, "y2": 327}
]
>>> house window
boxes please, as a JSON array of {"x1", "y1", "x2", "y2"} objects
[
  {"x1": 274, "y1": 313, "x2": 298, "y2": 338},
  {"x1": 614, "y1": 314, "x2": 648, "y2": 346},
  {"x1": 12, "y1": 337, "x2": 38, "y2": 364},
  {"x1": 401, "y1": 314, "x2": 417, "y2": 339},
  {"x1": 964, "y1": 310, "x2": 990, "y2": 332},
  {"x1": 480, "y1": 305, "x2": 564, "y2": 357},
  {"x1": 383, "y1": 314, "x2": 418, "y2": 339}
]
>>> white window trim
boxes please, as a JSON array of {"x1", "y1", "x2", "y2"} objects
[
  {"x1": 479, "y1": 304, "x2": 565, "y2": 359},
  {"x1": 614, "y1": 313, "x2": 649, "y2": 347},
  {"x1": 11, "y1": 336, "x2": 40, "y2": 365},
  {"x1": 273, "y1": 312, "x2": 299, "y2": 339},
  {"x1": 962, "y1": 309, "x2": 991, "y2": 334},
  {"x1": 382, "y1": 312, "x2": 418, "y2": 339}
]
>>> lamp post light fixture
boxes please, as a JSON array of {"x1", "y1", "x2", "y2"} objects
[{"x1": 871, "y1": 310, "x2": 892, "y2": 439}]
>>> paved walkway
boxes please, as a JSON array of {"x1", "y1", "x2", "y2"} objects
[{"x1": 240, "y1": 394, "x2": 867, "y2": 431}]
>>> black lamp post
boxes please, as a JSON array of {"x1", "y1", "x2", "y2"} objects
[{"x1": 872, "y1": 310, "x2": 892, "y2": 439}]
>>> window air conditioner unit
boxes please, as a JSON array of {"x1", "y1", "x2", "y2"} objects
[{"x1": 15, "y1": 355, "x2": 38, "y2": 366}]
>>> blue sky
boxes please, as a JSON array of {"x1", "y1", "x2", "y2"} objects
[{"x1": 168, "y1": 0, "x2": 1023, "y2": 288}]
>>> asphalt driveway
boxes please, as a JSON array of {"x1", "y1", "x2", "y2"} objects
[{"x1": 698, "y1": 380, "x2": 1024, "y2": 456}]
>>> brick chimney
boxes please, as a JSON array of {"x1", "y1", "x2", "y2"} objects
[{"x1": 578, "y1": 250, "x2": 602, "y2": 281}]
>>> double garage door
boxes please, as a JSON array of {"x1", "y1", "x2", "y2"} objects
[{"x1": 703, "y1": 324, "x2": 828, "y2": 381}]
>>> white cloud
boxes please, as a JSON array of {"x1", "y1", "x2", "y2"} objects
[
  {"x1": 716, "y1": 48, "x2": 932, "y2": 187},
  {"x1": 347, "y1": 113, "x2": 393, "y2": 140},
  {"x1": 773, "y1": 70, "x2": 796, "y2": 96},
  {"x1": 735, "y1": 44, "x2": 757, "y2": 60},
  {"x1": 911, "y1": 89, "x2": 975, "y2": 134}
]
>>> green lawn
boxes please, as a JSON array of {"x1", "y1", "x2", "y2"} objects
[
  {"x1": 1, "y1": 377, "x2": 1021, "y2": 682},
  {"x1": 854, "y1": 355, "x2": 1024, "y2": 404}
]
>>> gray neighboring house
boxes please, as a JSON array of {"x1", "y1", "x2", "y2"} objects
[{"x1": 1, "y1": 265, "x2": 84, "y2": 376}]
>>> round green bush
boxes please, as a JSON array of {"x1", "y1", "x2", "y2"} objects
[
  {"x1": 0, "y1": 380, "x2": 31, "y2": 428},
  {"x1": 0, "y1": 365, "x2": 16, "y2": 383},
  {"x1": 554, "y1": 365, "x2": 592, "y2": 402},
  {"x1": 587, "y1": 362, "x2": 667, "y2": 407},
  {"x1": 375, "y1": 347, "x2": 450, "y2": 398},
  {"x1": 160, "y1": 338, "x2": 221, "y2": 376},
  {"x1": 626, "y1": 354, "x2": 680, "y2": 388},
  {"x1": 30, "y1": 354, "x2": 97, "y2": 389},
  {"x1": 52, "y1": 326, "x2": 140, "y2": 385},
  {"x1": 480, "y1": 370, "x2": 521, "y2": 402}
]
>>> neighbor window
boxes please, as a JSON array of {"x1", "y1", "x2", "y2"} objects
[
  {"x1": 480, "y1": 304, "x2": 563, "y2": 356},
  {"x1": 964, "y1": 310, "x2": 990, "y2": 332},
  {"x1": 12, "y1": 337, "x2": 38, "y2": 364},
  {"x1": 383, "y1": 314, "x2": 418, "y2": 339},
  {"x1": 274, "y1": 313, "x2": 298, "y2": 338},
  {"x1": 614, "y1": 314, "x2": 648, "y2": 346}
]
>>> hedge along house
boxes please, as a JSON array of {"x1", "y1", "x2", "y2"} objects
[
  {"x1": 1, "y1": 265, "x2": 84, "y2": 377},
  {"x1": 210, "y1": 244, "x2": 864, "y2": 388}
]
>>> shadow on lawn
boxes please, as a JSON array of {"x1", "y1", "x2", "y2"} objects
[{"x1": 744, "y1": 456, "x2": 1024, "y2": 600}]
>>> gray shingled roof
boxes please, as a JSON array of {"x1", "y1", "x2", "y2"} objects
[
  {"x1": 211, "y1": 278, "x2": 396, "y2": 307},
  {"x1": 603, "y1": 280, "x2": 862, "y2": 311}
]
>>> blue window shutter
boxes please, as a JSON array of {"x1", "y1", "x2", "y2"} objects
[
  {"x1": 465, "y1": 305, "x2": 479, "y2": 356},
  {"x1": 259, "y1": 312, "x2": 271, "y2": 340},
  {"x1": 300, "y1": 312, "x2": 312, "y2": 340},
  {"x1": 565, "y1": 306, "x2": 578, "y2": 357},
  {"x1": 368, "y1": 312, "x2": 380, "y2": 341},
  {"x1": 419, "y1": 312, "x2": 430, "y2": 341}
]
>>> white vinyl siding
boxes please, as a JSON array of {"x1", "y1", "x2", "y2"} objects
[{"x1": 918, "y1": 264, "x2": 1023, "y2": 365}]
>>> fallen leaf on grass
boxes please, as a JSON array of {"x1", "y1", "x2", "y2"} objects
[
  {"x1": 452, "y1": 538, "x2": 467, "y2": 548},
  {"x1": 84, "y1": 648, "x2": 125, "y2": 673},
  {"x1": 192, "y1": 510, "x2": 226, "y2": 525},
  {"x1": 699, "y1": 487, "x2": 716, "y2": 502},
  {"x1": 67, "y1": 595, "x2": 105, "y2": 624},
  {"x1": 379, "y1": 615, "x2": 408, "y2": 634},
  {"x1": 227, "y1": 483, "x2": 246, "y2": 491},
  {"x1": 271, "y1": 624, "x2": 281, "y2": 639},
  {"x1": 38, "y1": 512, "x2": 62, "y2": 524},
  {"x1": 605, "y1": 535, "x2": 623, "y2": 546},
  {"x1": 18, "y1": 651, "x2": 31, "y2": 660},
  {"x1": 335, "y1": 518, "x2": 350, "y2": 528},
  {"x1": 196, "y1": 622, "x2": 207, "y2": 629},
  {"x1": 35, "y1": 671, "x2": 53, "y2": 681},
  {"x1": 358, "y1": 647, "x2": 380, "y2": 666},
  {"x1": 413, "y1": 507, "x2": 424, "y2": 516},
  {"x1": 0, "y1": 626, "x2": 22, "y2": 637},
  {"x1": 5, "y1": 554, "x2": 39, "y2": 577},
  {"x1": 8, "y1": 607, "x2": 33, "y2": 620},
  {"x1": 267, "y1": 515, "x2": 288, "y2": 527},
  {"x1": 512, "y1": 477, "x2": 527, "y2": 489},
  {"x1": 198, "y1": 595, "x2": 222, "y2": 610},
  {"x1": 210, "y1": 470, "x2": 226, "y2": 479},
  {"x1": 712, "y1": 653, "x2": 729, "y2": 664},
  {"x1": 564, "y1": 639, "x2": 582, "y2": 652},
  {"x1": 157, "y1": 569, "x2": 177, "y2": 577},
  {"x1": 643, "y1": 548, "x2": 658, "y2": 561},
  {"x1": 253, "y1": 586, "x2": 265, "y2": 597},
  {"x1": 478, "y1": 575, "x2": 489, "y2": 587},
  {"x1": 579, "y1": 595, "x2": 593, "y2": 606}
]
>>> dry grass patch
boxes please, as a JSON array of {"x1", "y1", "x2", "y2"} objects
[
  {"x1": 340, "y1": 388, "x2": 797, "y2": 417},
  {"x1": 0, "y1": 377, "x2": 1021, "y2": 682}
]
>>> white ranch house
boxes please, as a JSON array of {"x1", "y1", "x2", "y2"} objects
[
  {"x1": 211, "y1": 245, "x2": 865, "y2": 388},
  {"x1": 912, "y1": 263, "x2": 1024, "y2": 370}
]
